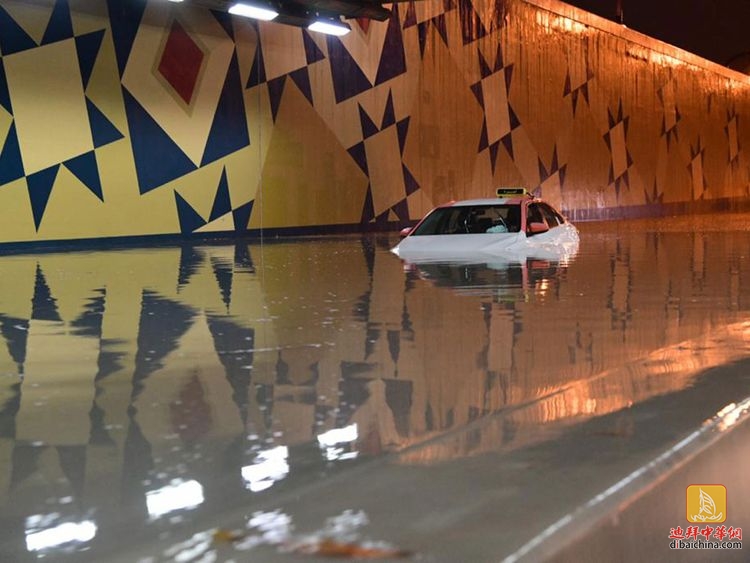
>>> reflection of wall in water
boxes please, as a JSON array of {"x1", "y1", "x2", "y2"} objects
[
  {"x1": 0, "y1": 0, "x2": 749, "y2": 245},
  {"x1": 1, "y1": 234, "x2": 750, "y2": 511}
]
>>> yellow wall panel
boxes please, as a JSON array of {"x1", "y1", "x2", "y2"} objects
[
  {"x1": 258, "y1": 23, "x2": 307, "y2": 81},
  {"x1": 224, "y1": 145, "x2": 262, "y2": 210},
  {"x1": 1, "y1": 0, "x2": 51, "y2": 45},
  {"x1": 84, "y1": 30, "x2": 129, "y2": 138},
  {"x1": 366, "y1": 128, "x2": 407, "y2": 216},
  {"x1": 402, "y1": 36, "x2": 484, "y2": 204},
  {"x1": 258, "y1": 83, "x2": 369, "y2": 227},
  {"x1": 5, "y1": 40, "x2": 93, "y2": 174},
  {"x1": 173, "y1": 161, "x2": 225, "y2": 220},
  {"x1": 17, "y1": 320, "x2": 99, "y2": 446},
  {"x1": 0, "y1": 180, "x2": 37, "y2": 241},
  {"x1": 0, "y1": 255, "x2": 36, "y2": 319},
  {"x1": 86, "y1": 143, "x2": 173, "y2": 236},
  {"x1": 35, "y1": 166, "x2": 105, "y2": 239}
]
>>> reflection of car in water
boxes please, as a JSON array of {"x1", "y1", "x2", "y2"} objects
[
  {"x1": 405, "y1": 258, "x2": 565, "y2": 300},
  {"x1": 391, "y1": 188, "x2": 579, "y2": 264}
]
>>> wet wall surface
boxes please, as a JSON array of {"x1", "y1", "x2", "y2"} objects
[{"x1": 1, "y1": 216, "x2": 750, "y2": 561}]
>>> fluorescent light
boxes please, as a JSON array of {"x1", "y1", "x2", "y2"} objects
[
  {"x1": 308, "y1": 19, "x2": 351, "y2": 36},
  {"x1": 25, "y1": 520, "x2": 97, "y2": 552},
  {"x1": 317, "y1": 423, "x2": 359, "y2": 461},
  {"x1": 241, "y1": 446, "x2": 289, "y2": 492},
  {"x1": 228, "y1": 2, "x2": 279, "y2": 21},
  {"x1": 146, "y1": 479, "x2": 204, "y2": 519}
]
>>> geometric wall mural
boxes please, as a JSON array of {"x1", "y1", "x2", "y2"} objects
[
  {"x1": 0, "y1": 0, "x2": 122, "y2": 231},
  {"x1": 1, "y1": 0, "x2": 750, "y2": 246}
]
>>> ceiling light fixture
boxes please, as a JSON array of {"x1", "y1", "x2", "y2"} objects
[
  {"x1": 308, "y1": 18, "x2": 351, "y2": 36},
  {"x1": 228, "y1": 2, "x2": 279, "y2": 21}
]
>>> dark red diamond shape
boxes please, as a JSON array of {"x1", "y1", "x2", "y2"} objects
[
  {"x1": 158, "y1": 20, "x2": 205, "y2": 105},
  {"x1": 356, "y1": 17, "x2": 371, "y2": 33}
]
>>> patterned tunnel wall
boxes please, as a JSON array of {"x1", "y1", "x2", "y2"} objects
[{"x1": 0, "y1": 0, "x2": 748, "y2": 245}]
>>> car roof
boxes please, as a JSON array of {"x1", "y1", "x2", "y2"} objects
[{"x1": 439, "y1": 197, "x2": 531, "y2": 207}]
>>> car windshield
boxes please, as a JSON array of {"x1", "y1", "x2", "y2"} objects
[{"x1": 411, "y1": 204, "x2": 522, "y2": 235}]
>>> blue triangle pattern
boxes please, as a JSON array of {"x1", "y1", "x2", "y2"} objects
[
  {"x1": 458, "y1": 0, "x2": 487, "y2": 45},
  {"x1": 478, "y1": 50, "x2": 492, "y2": 78},
  {"x1": 302, "y1": 30, "x2": 325, "y2": 65},
  {"x1": 266, "y1": 76, "x2": 286, "y2": 122},
  {"x1": 417, "y1": 22, "x2": 429, "y2": 58},
  {"x1": 381, "y1": 91, "x2": 396, "y2": 129},
  {"x1": 0, "y1": 5, "x2": 37, "y2": 55},
  {"x1": 64, "y1": 151, "x2": 103, "y2": 201},
  {"x1": 32, "y1": 265, "x2": 61, "y2": 322},
  {"x1": 211, "y1": 258, "x2": 233, "y2": 310},
  {"x1": 210, "y1": 168, "x2": 231, "y2": 221},
  {"x1": 86, "y1": 98, "x2": 124, "y2": 147},
  {"x1": 327, "y1": 36, "x2": 372, "y2": 103},
  {"x1": 374, "y1": 5, "x2": 407, "y2": 86},
  {"x1": 402, "y1": 164, "x2": 420, "y2": 195},
  {"x1": 247, "y1": 41, "x2": 266, "y2": 87},
  {"x1": 76, "y1": 30, "x2": 105, "y2": 89},
  {"x1": 201, "y1": 52, "x2": 250, "y2": 166},
  {"x1": 210, "y1": 9, "x2": 234, "y2": 40},
  {"x1": 178, "y1": 245, "x2": 203, "y2": 287},
  {"x1": 0, "y1": 61, "x2": 11, "y2": 114},
  {"x1": 504, "y1": 65, "x2": 514, "y2": 91},
  {"x1": 493, "y1": 43, "x2": 504, "y2": 72},
  {"x1": 0, "y1": 315, "x2": 29, "y2": 370},
  {"x1": 477, "y1": 122, "x2": 488, "y2": 151},
  {"x1": 360, "y1": 185, "x2": 375, "y2": 223},
  {"x1": 0, "y1": 123, "x2": 24, "y2": 185},
  {"x1": 396, "y1": 117, "x2": 410, "y2": 154},
  {"x1": 489, "y1": 141, "x2": 500, "y2": 173},
  {"x1": 470, "y1": 82, "x2": 484, "y2": 107},
  {"x1": 289, "y1": 67, "x2": 314, "y2": 105},
  {"x1": 123, "y1": 88, "x2": 196, "y2": 194},
  {"x1": 27, "y1": 165, "x2": 60, "y2": 231},
  {"x1": 501, "y1": 133, "x2": 514, "y2": 159},
  {"x1": 403, "y1": 2, "x2": 417, "y2": 27},
  {"x1": 106, "y1": 0, "x2": 146, "y2": 77},
  {"x1": 175, "y1": 191, "x2": 206, "y2": 233},
  {"x1": 433, "y1": 15, "x2": 449, "y2": 46},
  {"x1": 42, "y1": 0, "x2": 74, "y2": 45},
  {"x1": 232, "y1": 200, "x2": 254, "y2": 232},
  {"x1": 347, "y1": 142, "x2": 368, "y2": 175},
  {"x1": 358, "y1": 105, "x2": 379, "y2": 139},
  {"x1": 538, "y1": 156, "x2": 548, "y2": 180},
  {"x1": 373, "y1": 208, "x2": 391, "y2": 227},
  {"x1": 391, "y1": 198, "x2": 409, "y2": 221}
]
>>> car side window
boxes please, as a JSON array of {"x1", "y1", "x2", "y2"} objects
[
  {"x1": 539, "y1": 203, "x2": 560, "y2": 227},
  {"x1": 526, "y1": 204, "x2": 544, "y2": 230}
]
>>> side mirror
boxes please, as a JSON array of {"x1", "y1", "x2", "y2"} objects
[
  {"x1": 399, "y1": 227, "x2": 412, "y2": 238},
  {"x1": 528, "y1": 222, "x2": 549, "y2": 234}
]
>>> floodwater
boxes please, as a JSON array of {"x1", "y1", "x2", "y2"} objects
[{"x1": 2, "y1": 215, "x2": 750, "y2": 561}]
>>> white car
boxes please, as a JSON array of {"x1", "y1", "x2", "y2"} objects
[{"x1": 391, "y1": 188, "x2": 579, "y2": 263}]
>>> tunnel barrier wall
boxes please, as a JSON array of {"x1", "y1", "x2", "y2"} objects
[{"x1": 0, "y1": 0, "x2": 749, "y2": 246}]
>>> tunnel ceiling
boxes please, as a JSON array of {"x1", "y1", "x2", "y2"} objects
[{"x1": 193, "y1": 0, "x2": 404, "y2": 27}]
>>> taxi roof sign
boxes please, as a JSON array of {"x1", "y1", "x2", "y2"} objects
[{"x1": 496, "y1": 187, "x2": 529, "y2": 198}]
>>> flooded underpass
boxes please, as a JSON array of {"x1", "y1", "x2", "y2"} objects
[{"x1": 1, "y1": 215, "x2": 750, "y2": 562}]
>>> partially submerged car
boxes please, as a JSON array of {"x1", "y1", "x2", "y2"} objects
[{"x1": 391, "y1": 188, "x2": 579, "y2": 263}]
